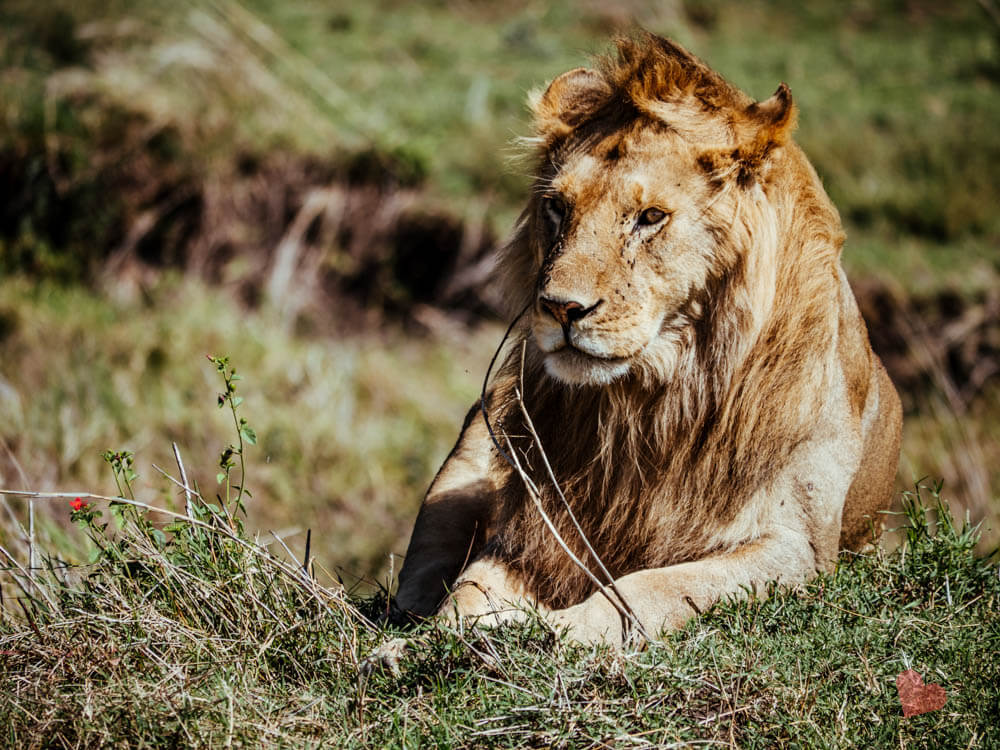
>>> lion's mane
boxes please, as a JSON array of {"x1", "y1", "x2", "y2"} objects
[{"x1": 484, "y1": 35, "x2": 857, "y2": 609}]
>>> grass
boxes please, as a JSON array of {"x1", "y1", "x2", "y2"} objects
[
  {"x1": 0, "y1": 275, "x2": 497, "y2": 583},
  {"x1": 1, "y1": 0, "x2": 998, "y2": 290},
  {"x1": 2, "y1": 4, "x2": 996, "y2": 544},
  {"x1": 1, "y1": 275, "x2": 997, "y2": 585},
  {"x1": 1, "y1": 465, "x2": 996, "y2": 746}
]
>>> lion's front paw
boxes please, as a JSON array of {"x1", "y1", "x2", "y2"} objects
[
  {"x1": 547, "y1": 594, "x2": 623, "y2": 646},
  {"x1": 359, "y1": 637, "x2": 410, "y2": 678}
]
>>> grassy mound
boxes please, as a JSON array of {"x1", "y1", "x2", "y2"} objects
[{"x1": 2, "y1": 463, "x2": 996, "y2": 747}]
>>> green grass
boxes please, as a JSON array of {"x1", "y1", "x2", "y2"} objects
[
  {"x1": 1, "y1": 477, "x2": 996, "y2": 747},
  {"x1": 1, "y1": 275, "x2": 996, "y2": 585},
  {"x1": 0, "y1": 275, "x2": 497, "y2": 583},
  {"x1": 1, "y1": 1, "x2": 998, "y2": 541},
  {"x1": 1, "y1": 0, "x2": 998, "y2": 290}
]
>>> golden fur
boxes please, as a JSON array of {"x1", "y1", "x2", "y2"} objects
[{"x1": 390, "y1": 34, "x2": 902, "y2": 646}]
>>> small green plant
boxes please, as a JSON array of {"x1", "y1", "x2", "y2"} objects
[
  {"x1": 65, "y1": 358, "x2": 261, "y2": 567},
  {"x1": 1, "y1": 357, "x2": 997, "y2": 747},
  {"x1": 4, "y1": 437, "x2": 999, "y2": 748},
  {"x1": 101, "y1": 449, "x2": 138, "y2": 500},
  {"x1": 209, "y1": 354, "x2": 257, "y2": 523}
]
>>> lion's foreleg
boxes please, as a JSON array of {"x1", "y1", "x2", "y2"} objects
[
  {"x1": 394, "y1": 404, "x2": 499, "y2": 618},
  {"x1": 437, "y1": 558, "x2": 546, "y2": 628},
  {"x1": 548, "y1": 531, "x2": 814, "y2": 646}
]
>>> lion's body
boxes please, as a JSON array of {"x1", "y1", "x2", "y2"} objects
[{"x1": 392, "y1": 35, "x2": 902, "y2": 645}]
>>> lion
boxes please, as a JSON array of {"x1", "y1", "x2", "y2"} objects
[{"x1": 390, "y1": 34, "x2": 902, "y2": 647}]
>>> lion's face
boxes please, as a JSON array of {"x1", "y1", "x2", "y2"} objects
[
  {"x1": 530, "y1": 127, "x2": 729, "y2": 386},
  {"x1": 520, "y1": 42, "x2": 797, "y2": 387}
]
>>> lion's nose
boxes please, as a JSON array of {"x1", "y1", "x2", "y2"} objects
[{"x1": 540, "y1": 297, "x2": 600, "y2": 327}]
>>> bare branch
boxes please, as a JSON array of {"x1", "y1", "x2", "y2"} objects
[
  {"x1": 499, "y1": 428, "x2": 650, "y2": 642},
  {"x1": 172, "y1": 442, "x2": 195, "y2": 520}
]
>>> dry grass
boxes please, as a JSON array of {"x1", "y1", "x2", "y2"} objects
[
  {"x1": 0, "y1": 474, "x2": 996, "y2": 747},
  {"x1": 0, "y1": 276, "x2": 499, "y2": 588}
]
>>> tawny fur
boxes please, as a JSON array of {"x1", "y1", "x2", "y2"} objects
[{"x1": 391, "y1": 33, "x2": 902, "y2": 645}]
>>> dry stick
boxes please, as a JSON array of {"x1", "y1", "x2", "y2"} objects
[
  {"x1": 512, "y1": 340, "x2": 648, "y2": 633},
  {"x1": 303, "y1": 529, "x2": 312, "y2": 581},
  {"x1": 268, "y1": 529, "x2": 311, "y2": 586},
  {"x1": 171, "y1": 442, "x2": 195, "y2": 520},
  {"x1": 499, "y1": 431, "x2": 649, "y2": 643},
  {"x1": 479, "y1": 304, "x2": 532, "y2": 469},
  {"x1": 512, "y1": 384, "x2": 650, "y2": 643},
  {"x1": 27, "y1": 501, "x2": 35, "y2": 578},
  {"x1": 0, "y1": 489, "x2": 341, "y2": 614},
  {"x1": 479, "y1": 312, "x2": 650, "y2": 642},
  {"x1": 0, "y1": 542, "x2": 57, "y2": 610},
  {"x1": 0, "y1": 436, "x2": 32, "y2": 555},
  {"x1": 151, "y1": 464, "x2": 203, "y2": 503}
]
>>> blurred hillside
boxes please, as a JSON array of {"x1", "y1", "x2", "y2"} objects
[{"x1": 0, "y1": 0, "x2": 998, "y2": 583}]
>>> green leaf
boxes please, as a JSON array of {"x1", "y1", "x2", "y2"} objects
[
  {"x1": 240, "y1": 427, "x2": 257, "y2": 445},
  {"x1": 232, "y1": 396, "x2": 244, "y2": 408},
  {"x1": 216, "y1": 472, "x2": 227, "y2": 484}
]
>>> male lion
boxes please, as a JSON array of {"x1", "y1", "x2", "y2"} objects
[{"x1": 392, "y1": 34, "x2": 901, "y2": 646}]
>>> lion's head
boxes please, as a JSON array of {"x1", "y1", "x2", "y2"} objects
[{"x1": 500, "y1": 35, "x2": 811, "y2": 388}]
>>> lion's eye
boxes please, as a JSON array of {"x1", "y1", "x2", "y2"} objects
[
  {"x1": 638, "y1": 207, "x2": 668, "y2": 226},
  {"x1": 543, "y1": 196, "x2": 567, "y2": 229}
]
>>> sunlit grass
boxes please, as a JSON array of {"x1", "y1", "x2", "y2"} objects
[
  {"x1": 1, "y1": 480, "x2": 996, "y2": 746},
  {"x1": 2, "y1": 0, "x2": 998, "y2": 290},
  {"x1": 0, "y1": 275, "x2": 499, "y2": 582}
]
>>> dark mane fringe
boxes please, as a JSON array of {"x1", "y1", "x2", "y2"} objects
[{"x1": 601, "y1": 33, "x2": 753, "y2": 115}]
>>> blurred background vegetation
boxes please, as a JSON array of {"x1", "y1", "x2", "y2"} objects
[{"x1": 0, "y1": 0, "x2": 998, "y2": 588}]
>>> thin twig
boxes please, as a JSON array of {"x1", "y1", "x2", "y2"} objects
[
  {"x1": 478, "y1": 310, "x2": 651, "y2": 643},
  {"x1": 302, "y1": 528, "x2": 312, "y2": 581},
  {"x1": 0, "y1": 543, "x2": 57, "y2": 609},
  {"x1": 27, "y1": 501, "x2": 35, "y2": 578},
  {"x1": 513, "y1": 384, "x2": 650, "y2": 641},
  {"x1": 500, "y1": 431, "x2": 650, "y2": 642},
  {"x1": 172, "y1": 442, "x2": 195, "y2": 520},
  {"x1": 268, "y1": 529, "x2": 311, "y2": 586},
  {"x1": 151, "y1": 465, "x2": 203, "y2": 503},
  {"x1": 479, "y1": 304, "x2": 531, "y2": 467},
  {"x1": 513, "y1": 341, "x2": 647, "y2": 634},
  {"x1": 0, "y1": 436, "x2": 33, "y2": 556}
]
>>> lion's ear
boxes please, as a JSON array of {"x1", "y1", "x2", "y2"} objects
[
  {"x1": 743, "y1": 83, "x2": 797, "y2": 149},
  {"x1": 709, "y1": 83, "x2": 797, "y2": 188},
  {"x1": 530, "y1": 68, "x2": 611, "y2": 139}
]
